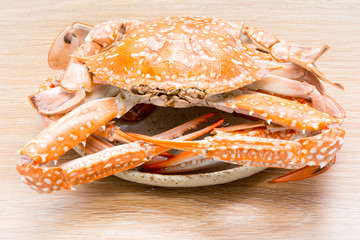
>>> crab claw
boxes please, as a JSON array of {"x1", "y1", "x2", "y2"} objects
[
  {"x1": 244, "y1": 25, "x2": 344, "y2": 90},
  {"x1": 230, "y1": 90, "x2": 341, "y2": 132},
  {"x1": 48, "y1": 23, "x2": 92, "y2": 70},
  {"x1": 17, "y1": 141, "x2": 148, "y2": 192},
  {"x1": 268, "y1": 156, "x2": 336, "y2": 183},
  {"x1": 275, "y1": 44, "x2": 344, "y2": 90}
]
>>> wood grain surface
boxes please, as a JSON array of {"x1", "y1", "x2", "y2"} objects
[{"x1": 1, "y1": 0, "x2": 359, "y2": 239}]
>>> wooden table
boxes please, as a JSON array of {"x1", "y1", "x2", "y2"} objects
[{"x1": 1, "y1": 0, "x2": 359, "y2": 239}]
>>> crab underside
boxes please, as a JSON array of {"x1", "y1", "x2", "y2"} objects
[{"x1": 17, "y1": 16, "x2": 345, "y2": 193}]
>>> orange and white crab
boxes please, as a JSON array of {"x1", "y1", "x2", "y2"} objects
[{"x1": 17, "y1": 16, "x2": 345, "y2": 193}]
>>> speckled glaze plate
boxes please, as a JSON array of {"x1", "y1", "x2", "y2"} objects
[{"x1": 75, "y1": 106, "x2": 265, "y2": 187}]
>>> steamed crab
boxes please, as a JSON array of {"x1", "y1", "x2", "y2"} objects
[{"x1": 17, "y1": 16, "x2": 345, "y2": 193}]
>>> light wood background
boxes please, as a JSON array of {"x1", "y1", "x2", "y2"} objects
[{"x1": 1, "y1": 0, "x2": 359, "y2": 239}]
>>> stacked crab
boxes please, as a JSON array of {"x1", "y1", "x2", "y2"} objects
[{"x1": 17, "y1": 16, "x2": 345, "y2": 193}]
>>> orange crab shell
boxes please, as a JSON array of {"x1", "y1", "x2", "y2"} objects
[{"x1": 85, "y1": 16, "x2": 274, "y2": 94}]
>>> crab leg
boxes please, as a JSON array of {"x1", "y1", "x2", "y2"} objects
[
  {"x1": 144, "y1": 122, "x2": 267, "y2": 173},
  {"x1": 249, "y1": 63, "x2": 345, "y2": 118},
  {"x1": 207, "y1": 89, "x2": 341, "y2": 132},
  {"x1": 153, "y1": 112, "x2": 219, "y2": 139},
  {"x1": 242, "y1": 44, "x2": 327, "y2": 93},
  {"x1": 243, "y1": 39, "x2": 344, "y2": 118},
  {"x1": 133, "y1": 126, "x2": 343, "y2": 181},
  {"x1": 242, "y1": 25, "x2": 343, "y2": 90},
  {"x1": 142, "y1": 151, "x2": 223, "y2": 174},
  {"x1": 138, "y1": 126, "x2": 295, "y2": 173},
  {"x1": 269, "y1": 156, "x2": 336, "y2": 183},
  {"x1": 129, "y1": 126, "x2": 345, "y2": 171},
  {"x1": 251, "y1": 74, "x2": 345, "y2": 118},
  {"x1": 232, "y1": 90, "x2": 341, "y2": 131},
  {"x1": 18, "y1": 141, "x2": 148, "y2": 192}
]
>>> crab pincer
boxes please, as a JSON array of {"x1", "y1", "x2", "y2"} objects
[{"x1": 17, "y1": 97, "x2": 133, "y2": 192}]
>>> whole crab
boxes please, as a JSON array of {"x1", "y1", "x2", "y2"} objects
[{"x1": 17, "y1": 16, "x2": 345, "y2": 193}]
